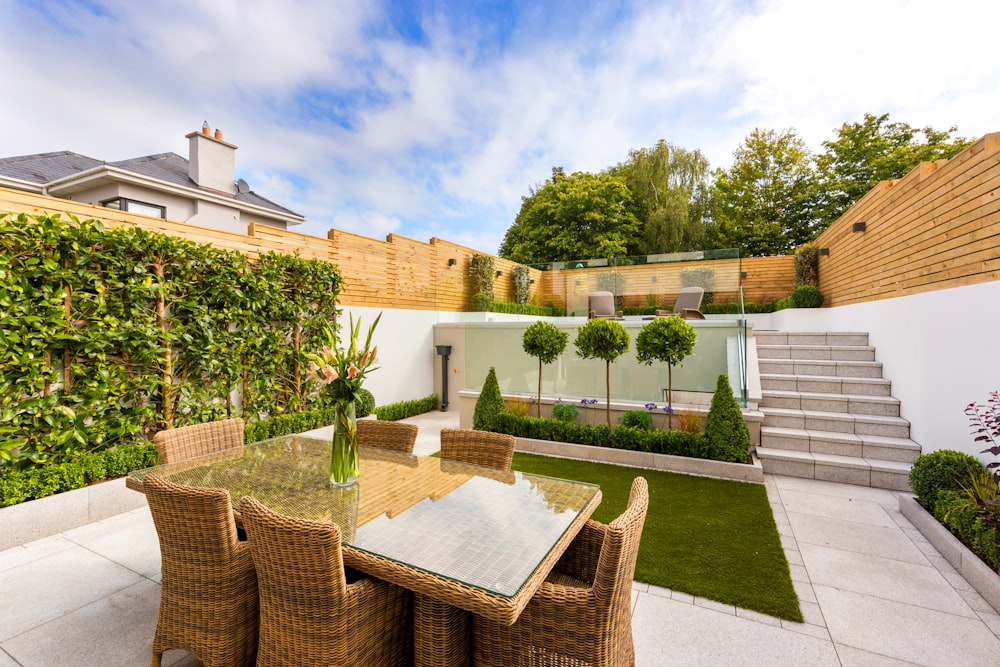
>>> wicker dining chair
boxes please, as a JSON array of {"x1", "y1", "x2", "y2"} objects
[
  {"x1": 357, "y1": 419, "x2": 418, "y2": 454},
  {"x1": 144, "y1": 474, "x2": 259, "y2": 667},
  {"x1": 239, "y1": 495, "x2": 413, "y2": 667},
  {"x1": 472, "y1": 476, "x2": 649, "y2": 667},
  {"x1": 439, "y1": 428, "x2": 516, "y2": 471},
  {"x1": 152, "y1": 417, "x2": 245, "y2": 464}
]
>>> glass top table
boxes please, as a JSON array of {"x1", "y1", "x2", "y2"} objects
[{"x1": 127, "y1": 434, "x2": 602, "y2": 624}]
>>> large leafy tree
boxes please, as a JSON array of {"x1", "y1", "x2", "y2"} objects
[
  {"x1": 499, "y1": 169, "x2": 640, "y2": 264},
  {"x1": 613, "y1": 140, "x2": 710, "y2": 254},
  {"x1": 707, "y1": 128, "x2": 818, "y2": 257},
  {"x1": 813, "y1": 113, "x2": 973, "y2": 229}
]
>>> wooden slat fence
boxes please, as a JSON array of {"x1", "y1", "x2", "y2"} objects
[{"x1": 815, "y1": 132, "x2": 1000, "y2": 306}]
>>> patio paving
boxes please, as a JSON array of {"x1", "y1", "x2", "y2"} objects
[{"x1": 2, "y1": 410, "x2": 999, "y2": 665}]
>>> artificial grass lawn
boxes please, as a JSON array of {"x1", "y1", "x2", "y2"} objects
[{"x1": 511, "y1": 452, "x2": 803, "y2": 622}]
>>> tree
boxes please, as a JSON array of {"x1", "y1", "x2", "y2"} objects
[
  {"x1": 813, "y1": 113, "x2": 972, "y2": 229},
  {"x1": 498, "y1": 170, "x2": 640, "y2": 264},
  {"x1": 522, "y1": 322, "x2": 568, "y2": 417},
  {"x1": 707, "y1": 128, "x2": 818, "y2": 256},
  {"x1": 635, "y1": 316, "x2": 697, "y2": 428},
  {"x1": 614, "y1": 139, "x2": 710, "y2": 255},
  {"x1": 703, "y1": 374, "x2": 751, "y2": 463},
  {"x1": 473, "y1": 367, "x2": 505, "y2": 431},
  {"x1": 573, "y1": 318, "x2": 630, "y2": 428}
]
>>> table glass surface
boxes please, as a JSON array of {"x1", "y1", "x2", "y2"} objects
[{"x1": 130, "y1": 434, "x2": 600, "y2": 598}]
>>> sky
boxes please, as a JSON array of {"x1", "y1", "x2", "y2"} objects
[{"x1": 2, "y1": 0, "x2": 998, "y2": 255}]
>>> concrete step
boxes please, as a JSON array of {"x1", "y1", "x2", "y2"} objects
[
  {"x1": 757, "y1": 344, "x2": 876, "y2": 362},
  {"x1": 754, "y1": 331, "x2": 870, "y2": 347},
  {"x1": 759, "y1": 374, "x2": 893, "y2": 397},
  {"x1": 760, "y1": 389, "x2": 900, "y2": 416},
  {"x1": 761, "y1": 407, "x2": 910, "y2": 438},
  {"x1": 760, "y1": 427, "x2": 921, "y2": 463},
  {"x1": 758, "y1": 358, "x2": 884, "y2": 379},
  {"x1": 756, "y1": 446, "x2": 912, "y2": 491}
]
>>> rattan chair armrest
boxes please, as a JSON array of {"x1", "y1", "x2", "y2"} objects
[{"x1": 524, "y1": 580, "x2": 594, "y2": 618}]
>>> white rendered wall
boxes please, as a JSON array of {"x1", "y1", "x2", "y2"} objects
[
  {"x1": 337, "y1": 306, "x2": 439, "y2": 408},
  {"x1": 749, "y1": 281, "x2": 1000, "y2": 460}
]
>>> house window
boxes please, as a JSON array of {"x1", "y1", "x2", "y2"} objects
[{"x1": 101, "y1": 197, "x2": 166, "y2": 219}]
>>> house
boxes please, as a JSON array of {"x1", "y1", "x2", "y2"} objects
[{"x1": 0, "y1": 123, "x2": 303, "y2": 234}]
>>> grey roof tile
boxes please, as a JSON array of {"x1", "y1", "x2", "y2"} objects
[{"x1": 0, "y1": 151, "x2": 103, "y2": 183}]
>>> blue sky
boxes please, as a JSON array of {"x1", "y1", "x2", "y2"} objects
[{"x1": 2, "y1": 0, "x2": 998, "y2": 255}]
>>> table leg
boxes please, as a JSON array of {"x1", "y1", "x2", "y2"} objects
[{"x1": 414, "y1": 594, "x2": 471, "y2": 667}]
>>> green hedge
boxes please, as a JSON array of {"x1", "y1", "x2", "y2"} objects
[
  {"x1": 0, "y1": 442, "x2": 158, "y2": 507},
  {"x1": 491, "y1": 301, "x2": 567, "y2": 317},
  {"x1": 373, "y1": 394, "x2": 441, "y2": 421},
  {"x1": 934, "y1": 490, "x2": 1000, "y2": 572},
  {"x1": 492, "y1": 413, "x2": 716, "y2": 459}
]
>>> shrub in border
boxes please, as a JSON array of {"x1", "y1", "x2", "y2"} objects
[
  {"x1": 909, "y1": 449, "x2": 982, "y2": 511},
  {"x1": 703, "y1": 374, "x2": 751, "y2": 464}
]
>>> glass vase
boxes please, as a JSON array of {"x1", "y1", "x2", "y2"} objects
[{"x1": 330, "y1": 400, "x2": 359, "y2": 487}]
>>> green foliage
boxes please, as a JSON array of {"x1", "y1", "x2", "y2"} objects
[
  {"x1": 492, "y1": 413, "x2": 711, "y2": 460},
  {"x1": 468, "y1": 254, "x2": 495, "y2": 310},
  {"x1": 0, "y1": 442, "x2": 158, "y2": 507},
  {"x1": 622, "y1": 410, "x2": 652, "y2": 430},
  {"x1": 814, "y1": 113, "x2": 973, "y2": 230},
  {"x1": 614, "y1": 139, "x2": 711, "y2": 255},
  {"x1": 490, "y1": 301, "x2": 566, "y2": 317},
  {"x1": 470, "y1": 293, "x2": 492, "y2": 312},
  {"x1": 707, "y1": 128, "x2": 819, "y2": 257},
  {"x1": 473, "y1": 367, "x2": 506, "y2": 431},
  {"x1": 703, "y1": 374, "x2": 751, "y2": 463},
  {"x1": 0, "y1": 212, "x2": 343, "y2": 471},
  {"x1": 794, "y1": 244, "x2": 820, "y2": 287},
  {"x1": 512, "y1": 265, "x2": 531, "y2": 305},
  {"x1": 551, "y1": 401, "x2": 580, "y2": 423},
  {"x1": 934, "y1": 490, "x2": 1000, "y2": 572},
  {"x1": 909, "y1": 449, "x2": 982, "y2": 510},
  {"x1": 791, "y1": 285, "x2": 824, "y2": 308},
  {"x1": 522, "y1": 321, "x2": 569, "y2": 417},
  {"x1": 680, "y1": 267, "x2": 715, "y2": 305},
  {"x1": 498, "y1": 170, "x2": 641, "y2": 264},
  {"x1": 371, "y1": 394, "x2": 440, "y2": 421},
  {"x1": 574, "y1": 318, "x2": 630, "y2": 428},
  {"x1": 355, "y1": 388, "x2": 376, "y2": 419},
  {"x1": 636, "y1": 315, "x2": 697, "y2": 411},
  {"x1": 596, "y1": 271, "x2": 626, "y2": 309}
]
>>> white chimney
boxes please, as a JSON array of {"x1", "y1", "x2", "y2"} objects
[{"x1": 186, "y1": 124, "x2": 237, "y2": 193}]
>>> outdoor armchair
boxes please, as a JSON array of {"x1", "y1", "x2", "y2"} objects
[
  {"x1": 357, "y1": 418, "x2": 418, "y2": 454},
  {"x1": 239, "y1": 495, "x2": 413, "y2": 667},
  {"x1": 588, "y1": 291, "x2": 624, "y2": 320},
  {"x1": 152, "y1": 417, "x2": 245, "y2": 464},
  {"x1": 439, "y1": 428, "x2": 516, "y2": 471},
  {"x1": 472, "y1": 476, "x2": 649, "y2": 666},
  {"x1": 655, "y1": 286, "x2": 705, "y2": 320},
  {"x1": 144, "y1": 474, "x2": 259, "y2": 667}
]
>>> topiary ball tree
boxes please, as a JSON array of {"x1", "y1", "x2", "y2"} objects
[
  {"x1": 574, "y1": 318, "x2": 630, "y2": 429},
  {"x1": 635, "y1": 315, "x2": 697, "y2": 429},
  {"x1": 704, "y1": 374, "x2": 751, "y2": 463},
  {"x1": 522, "y1": 321, "x2": 568, "y2": 418},
  {"x1": 355, "y1": 388, "x2": 376, "y2": 418},
  {"x1": 473, "y1": 366, "x2": 505, "y2": 431},
  {"x1": 908, "y1": 449, "x2": 982, "y2": 511}
]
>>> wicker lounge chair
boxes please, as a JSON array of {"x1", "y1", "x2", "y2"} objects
[
  {"x1": 152, "y1": 417, "x2": 245, "y2": 464},
  {"x1": 239, "y1": 495, "x2": 413, "y2": 667},
  {"x1": 357, "y1": 419, "x2": 418, "y2": 454},
  {"x1": 588, "y1": 291, "x2": 624, "y2": 320},
  {"x1": 144, "y1": 474, "x2": 259, "y2": 667},
  {"x1": 439, "y1": 428, "x2": 516, "y2": 471},
  {"x1": 472, "y1": 476, "x2": 649, "y2": 666}
]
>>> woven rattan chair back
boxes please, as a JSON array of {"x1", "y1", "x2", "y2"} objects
[
  {"x1": 144, "y1": 474, "x2": 258, "y2": 667},
  {"x1": 239, "y1": 496, "x2": 413, "y2": 667},
  {"x1": 153, "y1": 417, "x2": 245, "y2": 464},
  {"x1": 357, "y1": 419, "x2": 418, "y2": 454},
  {"x1": 439, "y1": 428, "x2": 515, "y2": 471},
  {"x1": 472, "y1": 476, "x2": 649, "y2": 667}
]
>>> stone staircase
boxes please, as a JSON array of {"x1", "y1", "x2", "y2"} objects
[{"x1": 754, "y1": 331, "x2": 918, "y2": 491}]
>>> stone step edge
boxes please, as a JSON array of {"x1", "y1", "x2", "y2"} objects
[
  {"x1": 759, "y1": 373, "x2": 891, "y2": 385},
  {"x1": 761, "y1": 389, "x2": 900, "y2": 405},
  {"x1": 755, "y1": 447, "x2": 912, "y2": 473},
  {"x1": 761, "y1": 407, "x2": 910, "y2": 427},
  {"x1": 757, "y1": 344, "x2": 875, "y2": 352},
  {"x1": 758, "y1": 359, "x2": 883, "y2": 369},
  {"x1": 760, "y1": 426, "x2": 920, "y2": 450}
]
